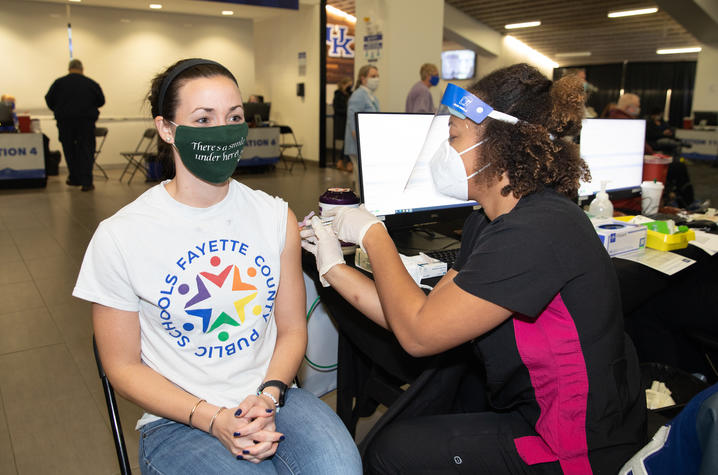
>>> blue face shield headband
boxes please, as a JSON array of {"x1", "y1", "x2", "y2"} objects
[
  {"x1": 440, "y1": 83, "x2": 519, "y2": 125},
  {"x1": 403, "y1": 84, "x2": 539, "y2": 195}
]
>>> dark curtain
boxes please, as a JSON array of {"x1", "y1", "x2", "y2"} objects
[
  {"x1": 625, "y1": 62, "x2": 696, "y2": 127},
  {"x1": 584, "y1": 64, "x2": 623, "y2": 119},
  {"x1": 553, "y1": 61, "x2": 696, "y2": 126}
]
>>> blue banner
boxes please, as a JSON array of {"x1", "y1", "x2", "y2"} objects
[
  {"x1": 197, "y1": 0, "x2": 298, "y2": 9},
  {"x1": 0, "y1": 168, "x2": 46, "y2": 180}
]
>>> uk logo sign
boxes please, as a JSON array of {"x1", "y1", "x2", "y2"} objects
[{"x1": 326, "y1": 24, "x2": 354, "y2": 58}]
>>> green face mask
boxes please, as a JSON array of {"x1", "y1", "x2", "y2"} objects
[{"x1": 172, "y1": 122, "x2": 249, "y2": 184}]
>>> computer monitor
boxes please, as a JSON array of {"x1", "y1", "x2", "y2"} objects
[
  {"x1": 441, "y1": 50, "x2": 476, "y2": 80},
  {"x1": 578, "y1": 118, "x2": 646, "y2": 201},
  {"x1": 243, "y1": 102, "x2": 271, "y2": 124},
  {"x1": 356, "y1": 112, "x2": 476, "y2": 231},
  {"x1": 693, "y1": 110, "x2": 718, "y2": 127}
]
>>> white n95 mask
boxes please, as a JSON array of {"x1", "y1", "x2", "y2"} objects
[
  {"x1": 366, "y1": 77, "x2": 380, "y2": 91},
  {"x1": 429, "y1": 139, "x2": 489, "y2": 201}
]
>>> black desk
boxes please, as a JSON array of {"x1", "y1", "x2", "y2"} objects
[
  {"x1": 302, "y1": 232, "x2": 718, "y2": 435},
  {"x1": 615, "y1": 245, "x2": 718, "y2": 378}
]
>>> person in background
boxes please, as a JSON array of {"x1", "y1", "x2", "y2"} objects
[
  {"x1": 333, "y1": 77, "x2": 353, "y2": 171},
  {"x1": 344, "y1": 64, "x2": 380, "y2": 191},
  {"x1": 609, "y1": 93, "x2": 641, "y2": 120},
  {"x1": 646, "y1": 107, "x2": 677, "y2": 152},
  {"x1": 405, "y1": 63, "x2": 439, "y2": 113},
  {"x1": 0, "y1": 94, "x2": 18, "y2": 132},
  {"x1": 568, "y1": 69, "x2": 598, "y2": 118},
  {"x1": 304, "y1": 63, "x2": 646, "y2": 474},
  {"x1": 74, "y1": 58, "x2": 361, "y2": 474},
  {"x1": 645, "y1": 108, "x2": 698, "y2": 208},
  {"x1": 45, "y1": 59, "x2": 105, "y2": 191},
  {"x1": 247, "y1": 94, "x2": 264, "y2": 103},
  {"x1": 572, "y1": 68, "x2": 598, "y2": 96}
]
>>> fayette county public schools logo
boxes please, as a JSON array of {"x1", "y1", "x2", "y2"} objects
[{"x1": 156, "y1": 240, "x2": 277, "y2": 359}]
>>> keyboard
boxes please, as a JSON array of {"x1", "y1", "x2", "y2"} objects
[{"x1": 423, "y1": 248, "x2": 460, "y2": 270}]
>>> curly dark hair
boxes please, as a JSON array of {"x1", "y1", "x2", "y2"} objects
[{"x1": 468, "y1": 63, "x2": 590, "y2": 199}]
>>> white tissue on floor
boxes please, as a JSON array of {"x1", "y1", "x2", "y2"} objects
[{"x1": 645, "y1": 380, "x2": 676, "y2": 409}]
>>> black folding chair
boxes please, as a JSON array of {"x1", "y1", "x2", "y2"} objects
[
  {"x1": 93, "y1": 127, "x2": 109, "y2": 180},
  {"x1": 119, "y1": 128, "x2": 157, "y2": 184},
  {"x1": 93, "y1": 335, "x2": 132, "y2": 475},
  {"x1": 278, "y1": 125, "x2": 306, "y2": 173}
]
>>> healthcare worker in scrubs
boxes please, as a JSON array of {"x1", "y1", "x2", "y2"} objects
[{"x1": 303, "y1": 63, "x2": 646, "y2": 475}]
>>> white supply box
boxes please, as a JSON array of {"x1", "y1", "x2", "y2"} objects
[
  {"x1": 592, "y1": 219, "x2": 647, "y2": 256},
  {"x1": 355, "y1": 247, "x2": 447, "y2": 282}
]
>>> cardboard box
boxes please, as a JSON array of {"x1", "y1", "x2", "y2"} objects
[{"x1": 593, "y1": 219, "x2": 647, "y2": 256}]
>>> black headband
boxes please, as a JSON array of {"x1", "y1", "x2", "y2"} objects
[{"x1": 156, "y1": 58, "x2": 235, "y2": 117}]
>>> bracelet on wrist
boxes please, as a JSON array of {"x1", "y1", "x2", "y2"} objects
[
  {"x1": 257, "y1": 391, "x2": 280, "y2": 413},
  {"x1": 208, "y1": 406, "x2": 226, "y2": 435},
  {"x1": 188, "y1": 398, "x2": 205, "y2": 429}
]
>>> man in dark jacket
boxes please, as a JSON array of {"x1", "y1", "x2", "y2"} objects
[{"x1": 45, "y1": 59, "x2": 104, "y2": 191}]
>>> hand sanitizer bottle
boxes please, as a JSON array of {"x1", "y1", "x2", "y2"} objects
[{"x1": 589, "y1": 181, "x2": 613, "y2": 219}]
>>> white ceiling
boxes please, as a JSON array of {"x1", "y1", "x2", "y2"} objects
[
  {"x1": 24, "y1": 0, "x2": 718, "y2": 67},
  {"x1": 328, "y1": 1, "x2": 718, "y2": 67},
  {"x1": 24, "y1": 0, "x2": 319, "y2": 21}
]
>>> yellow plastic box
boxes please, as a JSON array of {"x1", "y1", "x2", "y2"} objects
[{"x1": 614, "y1": 216, "x2": 695, "y2": 251}]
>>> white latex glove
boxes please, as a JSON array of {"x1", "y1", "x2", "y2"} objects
[
  {"x1": 326, "y1": 204, "x2": 383, "y2": 252},
  {"x1": 300, "y1": 216, "x2": 344, "y2": 287}
]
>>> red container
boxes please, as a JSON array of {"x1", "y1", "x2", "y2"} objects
[
  {"x1": 17, "y1": 115, "x2": 31, "y2": 133},
  {"x1": 643, "y1": 155, "x2": 671, "y2": 184},
  {"x1": 683, "y1": 117, "x2": 693, "y2": 129}
]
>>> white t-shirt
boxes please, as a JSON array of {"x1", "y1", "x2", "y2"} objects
[{"x1": 73, "y1": 179, "x2": 288, "y2": 428}]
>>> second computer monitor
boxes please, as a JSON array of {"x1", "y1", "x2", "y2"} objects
[
  {"x1": 243, "y1": 102, "x2": 271, "y2": 124},
  {"x1": 578, "y1": 118, "x2": 646, "y2": 200}
]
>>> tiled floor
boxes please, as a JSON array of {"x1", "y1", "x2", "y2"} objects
[
  {"x1": 0, "y1": 161, "x2": 388, "y2": 475},
  {"x1": 1, "y1": 158, "x2": 716, "y2": 474}
]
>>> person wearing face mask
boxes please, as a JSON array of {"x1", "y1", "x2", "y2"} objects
[
  {"x1": 344, "y1": 65, "x2": 380, "y2": 189},
  {"x1": 73, "y1": 59, "x2": 361, "y2": 474},
  {"x1": 405, "y1": 63, "x2": 440, "y2": 114},
  {"x1": 333, "y1": 77, "x2": 353, "y2": 171},
  {"x1": 610, "y1": 92, "x2": 641, "y2": 119},
  {"x1": 303, "y1": 64, "x2": 646, "y2": 474}
]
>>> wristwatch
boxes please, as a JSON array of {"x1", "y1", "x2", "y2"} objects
[{"x1": 257, "y1": 380, "x2": 287, "y2": 408}]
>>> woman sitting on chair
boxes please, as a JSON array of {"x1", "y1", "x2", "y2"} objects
[{"x1": 73, "y1": 58, "x2": 360, "y2": 474}]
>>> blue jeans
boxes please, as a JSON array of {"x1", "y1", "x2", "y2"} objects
[{"x1": 139, "y1": 388, "x2": 361, "y2": 474}]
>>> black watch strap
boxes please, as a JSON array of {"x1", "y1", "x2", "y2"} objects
[{"x1": 257, "y1": 380, "x2": 287, "y2": 407}]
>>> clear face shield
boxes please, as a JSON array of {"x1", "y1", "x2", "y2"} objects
[{"x1": 404, "y1": 84, "x2": 519, "y2": 201}]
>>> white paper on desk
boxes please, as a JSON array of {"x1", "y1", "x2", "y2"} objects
[
  {"x1": 616, "y1": 248, "x2": 695, "y2": 275},
  {"x1": 689, "y1": 230, "x2": 718, "y2": 256}
]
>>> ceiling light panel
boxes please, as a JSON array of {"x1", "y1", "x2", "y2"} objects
[
  {"x1": 505, "y1": 21, "x2": 541, "y2": 29},
  {"x1": 607, "y1": 7, "x2": 658, "y2": 18}
]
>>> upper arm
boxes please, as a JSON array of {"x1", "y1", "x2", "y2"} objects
[
  {"x1": 403, "y1": 224, "x2": 562, "y2": 356},
  {"x1": 404, "y1": 278, "x2": 512, "y2": 356},
  {"x1": 92, "y1": 303, "x2": 141, "y2": 376},
  {"x1": 419, "y1": 92, "x2": 433, "y2": 113},
  {"x1": 274, "y1": 208, "x2": 306, "y2": 333}
]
